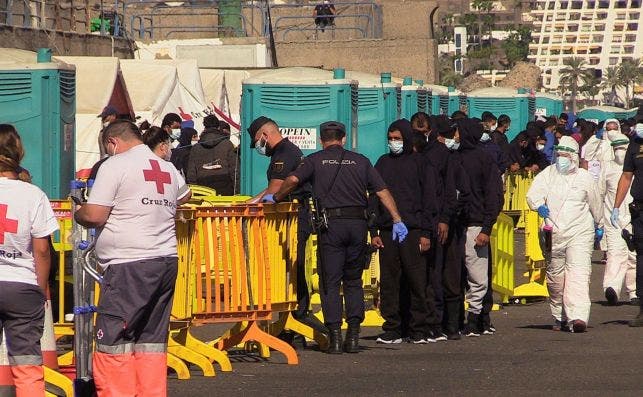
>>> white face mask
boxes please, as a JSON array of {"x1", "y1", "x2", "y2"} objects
[
  {"x1": 102, "y1": 121, "x2": 110, "y2": 128},
  {"x1": 614, "y1": 150, "x2": 626, "y2": 165},
  {"x1": 480, "y1": 133, "x2": 491, "y2": 142},
  {"x1": 606, "y1": 130, "x2": 620, "y2": 141},
  {"x1": 490, "y1": 124, "x2": 497, "y2": 132},
  {"x1": 556, "y1": 156, "x2": 573, "y2": 174},
  {"x1": 537, "y1": 143, "x2": 545, "y2": 151},
  {"x1": 635, "y1": 123, "x2": 643, "y2": 139},
  {"x1": 255, "y1": 138, "x2": 267, "y2": 156},
  {"x1": 171, "y1": 140, "x2": 179, "y2": 149},
  {"x1": 191, "y1": 140, "x2": 198, "y2": 146},
  {"x1": 170, "y1": 128, "x2": 181, "y2": 140},
  {"x1": 445, "y1": 138, "x2": 460, "y2": 151},
  {"x1": 388, "y1": 140, "x2": 404, "y2": 155}
]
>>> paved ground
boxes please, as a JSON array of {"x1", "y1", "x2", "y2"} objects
[{"x1": 168, "y1": 238, "x2": 643, "y2": 396}]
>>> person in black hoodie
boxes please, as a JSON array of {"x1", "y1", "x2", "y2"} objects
[
  {"x1": 170, "y1": 127, "x2": 197, "y2": 177},
  {"x1": 455, "y1": 118, "x2": 502, "y2": 337},
  {"x1": 434, "y1": 123, "x2": 471, "y2": 340},
  {"x1": 411, "y1": 112, "x2": 459, "y2": 340},
  {"x1": 370, "y1": 119, "x2": 439, "y2": 344},
  {"x1": 186, "y1": 115, "x2": 239, "y2": 195}
]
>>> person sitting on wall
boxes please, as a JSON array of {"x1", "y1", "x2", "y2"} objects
[{"x1": 313, "y1": 1, "x2": 336, "y2": 33}]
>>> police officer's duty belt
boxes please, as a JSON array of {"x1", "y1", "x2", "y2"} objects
[{"x1": 325, "y1": 207, "x2": 366, "y2": 219}]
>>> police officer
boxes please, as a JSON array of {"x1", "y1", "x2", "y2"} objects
[
  {"x1": 611, "y1": 122, "x2": 643, "y2": 327},
  {"x1": 247, "y1": 116, "x2": 326, "y2": 335},
  {"x1": 265, "y1": 121, "x2": 408, "y2": 354}
]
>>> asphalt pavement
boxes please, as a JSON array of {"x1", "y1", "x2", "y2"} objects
[{"x1": 168, "y1": 235, "x2": 643, "y2": 396}]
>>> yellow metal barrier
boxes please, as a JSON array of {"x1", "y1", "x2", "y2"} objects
[
  {"x1": 490, "y1": 213, "x2": 515, "y2": 304},
  {"x1": 512, "y1": 209, "x2": 548, "y2": 300},
  {"x1": 503, "y1": 172, "x2": 534, "y2": 228}
]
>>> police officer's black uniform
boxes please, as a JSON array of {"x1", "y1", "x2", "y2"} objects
[
  {"x1": 621, "y1": 138, "x2": 643, "y2": 324},
  {"x1": 288, "y1": 122, "x2": 388, "y2": 353},
  {"x1": 247, "y1": 116, "x2": 319, "y2": 331}
]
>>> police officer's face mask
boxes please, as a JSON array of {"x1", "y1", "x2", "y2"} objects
[{"x1": 255, "y1": 137, "x2": 268, "y2": 156}]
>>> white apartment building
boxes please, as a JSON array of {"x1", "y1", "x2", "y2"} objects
[{"x1": 528, "y1": 0, "x2": 643, "y2": 91}]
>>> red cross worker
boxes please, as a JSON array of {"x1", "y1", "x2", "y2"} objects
[
  {"x1": 0, "y1": 124, "x2": 58, "y2": 397},
  {"x1": 75, "y1": 120, "x2": 192, "y2": 396}
]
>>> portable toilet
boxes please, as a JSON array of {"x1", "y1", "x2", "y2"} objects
[
  {"x1": 0, "y1": 48, "x2": 75, "y2": 199},
  {"x1": 345, "y1": 70, "x2": 400, "y2": 162},
  {"x1": 466, "y1": 87, "x2": 534, "y2": 141},
  {"x1": 399, "y1": 76, "x2": 422, "y2": 119},
  {"x1": 578, "y1": 106, "x2": 638, "y2": 123},
  {"x1": 241, "y1": 67, "x2": 356, "y2": 196},
  {"x1": 447, "y1": 86, "x2": 467, "y2": 116},
  {"x1": 424, "y1": 84, "x2": 449, "y2": 116},
  {"x1": 535, "y1": 92, "x2": 563, "y2": 119}
]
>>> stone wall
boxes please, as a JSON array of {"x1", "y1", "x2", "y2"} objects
[
  {"x1": 0, "y1": 26, "x2": 134, "y2": 58},
  {"x1": 276, "y1": 37, "x2": 438, "y2": 83}
]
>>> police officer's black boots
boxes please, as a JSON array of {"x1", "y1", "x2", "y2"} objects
[
  {"x1": 343, "y1": 324, "x2": 360, "y2": 353},
  {"x1": 327, "y1": 328, "x2": 343, "y2": 354},
  {"x1": 629, "y1": 304, "x2": 643, "y2": 327}
]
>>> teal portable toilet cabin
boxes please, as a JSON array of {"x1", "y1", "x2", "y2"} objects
[
  {"x1": 0, "y1": 48, "x2": 75, "y2": 199},
  {"x1": 399, "y1": 76, "x2": 423, "y2": 119},
  {"x1": 423, "y1": 84, "x2": 449, "y2": 115},
  {"x1": 466, "y1": 87, "x2": 534, "y2": 141},
  {"x1": 535, "y1": 92, "x2": 563, "y2": 119},
  {"x1": 346, "y1": 70, "x2": 400, "y2": 163},
  {"x1": 447, "y1": 86, "x2": 467, "y2": 116},
  {"x1": 577, "y1": 106, "x2": 638, "y2": 123},
  {"x1": 241, "y1": 67, "x2": 356, "y2": 196}
]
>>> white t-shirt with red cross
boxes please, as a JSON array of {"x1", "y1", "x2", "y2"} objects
[
  {"x1": 88, "y1": 144, "x2": 190, "y2": 267},
  {"x1": 0, "y1": 178, "x2": 59, "y2": 286}
]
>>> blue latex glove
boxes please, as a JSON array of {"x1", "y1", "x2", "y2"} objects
[
  {"x1": 595, "y1": 228, "x2": 604, "y2": 242},
  {"x1": 610, "y1": 208, "x2": 620, "y2": 228},
  {"x1": 262, "y1": 194, "x2": 275, "y2": 203},
  {"x1": 537, "y1": 205, "x2": 550, "y2": 219},
  {"x1": 392, "y1": 221, "x2": 408, "y2": 243}
]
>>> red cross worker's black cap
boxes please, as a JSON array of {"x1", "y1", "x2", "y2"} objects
[{"x1": 248, "y1": 116, "x2": 275, "y2": 148}]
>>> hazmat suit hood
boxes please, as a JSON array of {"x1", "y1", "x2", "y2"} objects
[
  {"x1": 456, "y1": 118, "x2": 483, "y2": 151},
  {"x1": 604, "y1": 118, "x2": 622, "y2": 141},
  {"x1": 388, "y1": 119, "x2": 414, "y2": 155}
]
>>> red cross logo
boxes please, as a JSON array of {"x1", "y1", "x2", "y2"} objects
[
  {"x1": 143, "y1": 159, "x2": 171, "y2": 194},
  {"x1": 0, "y1": 204, "x2": 18, "y2": 244}
]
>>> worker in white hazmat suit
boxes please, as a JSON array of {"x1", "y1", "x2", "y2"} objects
[
  {"x1": 526, "y1": 136, "x2": 603, "y2": 332},
  {"x1": 598, "y1": 134, "x2": 637, "y2": 305},
  {"x1": 581, "y1": 119, "x2": 621, "y2": 179}
]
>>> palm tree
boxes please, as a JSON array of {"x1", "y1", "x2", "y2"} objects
[
  {"x1": 600, "y1": 66, "x2": 623, "y2": 106},
  {"x1": 459, "y1": 13, "x2": 478, "y2": 47},
  {"x1": 581, "y1": 74, "x2": 601, "y2": 105},
  {"x1": 472, "y1": 0, "x2": 494, "y2": 47},
  {"x1": 618, "y1": 58, "x2": 643, "y2": 108},
  {"x1": 559, "y1": 57, "x2": 592, "y2": 113}
]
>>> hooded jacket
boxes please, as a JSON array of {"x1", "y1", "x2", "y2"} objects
[
  {"x1": 186, "y1": 127, "x2": 239, "y2": 195},
  {"x1": 370, "y1": 119, "x2": 438, "y2": 237},
  {"x1": 422, "y1": 115, "x2": 458, "y2": 224},
  {"x1": 456, "y1": 118, "x2": 502, "y2": 234}
]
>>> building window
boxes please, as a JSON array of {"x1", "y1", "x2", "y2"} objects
[
  {"x1": 616, "y1": 13, "x2": 627, "y2": 20},
  {"x1": 598, "y1": 1, "x2": 610, "y2": 8},
  {"x1": 627, "y1": 23, "x2": 638, "y2": 31},
  {"x1": 616, "y1": 0, "x2": 628, "y2": 7},
  {"x1": 613, "y1": 24, "x2": 624, "y2": 31},
  {"x1": 610, "y1": 46, "x2": 621, "y2": 54},
  {"x1": 548, "y1": 1, "x2": 555, "y2": 9},
  {"x1": 592, "y1": 35, "x2": 604, "y2": 43},
  {"x1": 542, "y1": 37, "x2": 550, "y2": 44},
  {"x1": 625, "y1": 34, "x2": 637, "y2": 43},
  {"x1": 613, "y1": 36, "x2": 623, "y2": 43},
  {"x1": 631, "y1": 12, "x2": 640, "y2": 19},
  {"x1": 597, "y1": 12, "x2": 608, "y2": 19},
  {"x1": 589, "y1": 58, "x2": 600, "y2": 65},
  {"x1": 560, "y1": 1, "x2": 569, "y2": 9},
  {"x1": 631, "y1": 0, "x2": 641, "y2": 8},
  {"x1": 609, "y1": 58, "x2": 619, "y2": 65},
  {"x1": 623, "y1": 46, "x2": 635, "y2": 54}
]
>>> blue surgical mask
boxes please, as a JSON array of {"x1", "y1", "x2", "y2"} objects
[
  {"x1": 556, "y1": 156, "x2": 572, "y2": 174},
  {"x1": 388, "y1": 140, "x2": 404, "y2": 155},
  {"x1": 480, "y1": 133, "x2": 491, "y2": 142},
  {"x1": 445, "y1": 138, "x2": 460, "y2": 151},
  {"x1": 255, "y1": 139, "x2": 267, "y2": 156}
]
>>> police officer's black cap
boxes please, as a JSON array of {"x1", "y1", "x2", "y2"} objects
[
  {"x1": 247, "y1": 116, "x2": 275, "y2": 147},
  {"x1": 320, "y1": 121, "x2": 346, "y2": 136}
]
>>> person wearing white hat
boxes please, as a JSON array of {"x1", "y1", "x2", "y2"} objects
[
  {"x1": 526, "y1": 136, "x2": 603, "y2": 332},
  {"x1": 598, "y1": 134, "x2": 637, "y2": 305}
]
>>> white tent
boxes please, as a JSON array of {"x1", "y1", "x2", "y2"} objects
[
  {"x1": 199, "y1": 69, "x2": 249, "y2": 146},
  {"x1": 55, "y1": 56, "x2": 135, "y2": 173},
  {"x1": 120, "y1": 59, "x2": 213, "y2": 135}
]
